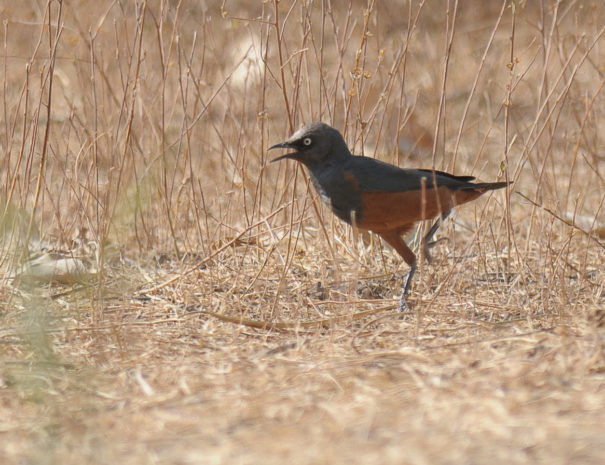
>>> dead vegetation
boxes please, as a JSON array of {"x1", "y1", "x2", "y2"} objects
[{"x1": 1, "y1": 1, "x2": 604, "y2": 464}]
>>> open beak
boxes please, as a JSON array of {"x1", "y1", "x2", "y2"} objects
[{"x1": 268, "y1": 141, "x2": 298, "y2": 163}]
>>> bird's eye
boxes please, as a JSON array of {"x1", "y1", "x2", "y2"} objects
[{"x1": 302, "y1": 137, "x2": 312, "y2": 146}]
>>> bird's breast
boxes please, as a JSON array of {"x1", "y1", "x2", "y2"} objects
[
  {"x1": 314, "y1": 182, "x2": 332, "y2": 205},
  {"x1": 309, "y1": 168, "x2": 364, "y2": 226}
]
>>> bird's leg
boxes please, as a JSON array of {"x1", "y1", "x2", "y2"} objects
[
  {"x1": 422, "y1": 210, "x2": 451, "y2": 264},
  {"x1": 377, "y1": 230, "x2": 417, "y2": 311},
  {"x1": 399, "y1": 262, "x2": 417, "y2": 311}
]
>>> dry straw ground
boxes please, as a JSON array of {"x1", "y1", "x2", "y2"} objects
[{"x1": 1, "y1": 0, "x2": 604, "y2": 464}]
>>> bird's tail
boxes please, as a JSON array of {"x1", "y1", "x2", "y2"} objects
[{"x1": 464, "y1": 181, "x2": 511, "y2": 192}]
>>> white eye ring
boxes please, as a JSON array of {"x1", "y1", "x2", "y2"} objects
[{"x1": 303, "y1": 137, "x2": 312, "y2": 146}]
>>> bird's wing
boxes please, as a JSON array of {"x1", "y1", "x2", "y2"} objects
[
  {"x1": 347, "y1": 156, "x2": 475, "y2": 192},
  {"x1": 415, "y1": 168, "x2": 475, "y2": 183}
]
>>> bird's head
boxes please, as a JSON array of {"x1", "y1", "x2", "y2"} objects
[{"x1": 269, "y1": 122, "x2": 350, "y2": 168}]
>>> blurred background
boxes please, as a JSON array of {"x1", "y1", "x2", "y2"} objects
[{"x1": 1, "y1": 1, "x2": 604, "y2": 464}]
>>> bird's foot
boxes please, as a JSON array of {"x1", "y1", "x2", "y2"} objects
[
  {"x1": 422, "y1": 237, "x2": 447, "y2": 264},
  {"x1": 397, "y1": 290, "x2": 418, "y2": 320},
  {"x1": 398, "y1": 292, "x2": 410, "y2": 311},
  {"x1": 422, "y1": 242, "x2": 434, "y2": 264}
]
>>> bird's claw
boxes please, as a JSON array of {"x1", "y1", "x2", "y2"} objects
[
  {"x1": 422, "y1": 242, "x2": 434, "y2": 264},
  {"x1": 422, "y1": 237, "x2": 448, "y2": 264},
  {"x1": 399, "y1": 294, "x2": 410, "y2": 313},
  {"x1": 398, "y1": 293, "x2": 409, "y2": 311}
]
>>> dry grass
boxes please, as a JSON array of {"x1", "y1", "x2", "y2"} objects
[{"x1": 1, "y1": 1, "x2": 605, "y2": 464}]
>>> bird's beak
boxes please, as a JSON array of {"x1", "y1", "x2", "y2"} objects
[{"x1": 268, "y1": 141, "x2": 298, "y2": 163}]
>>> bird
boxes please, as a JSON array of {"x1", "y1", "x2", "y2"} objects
[{"x1": 270, "y1": 122, "x2": 509, "y2": 309}]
